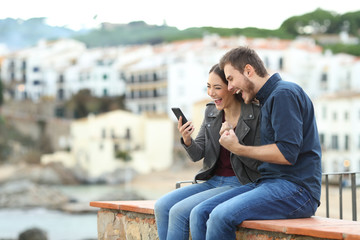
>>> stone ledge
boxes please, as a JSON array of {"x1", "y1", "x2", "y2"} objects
[
  {"x1": 90, "y1": 200, "x2": 155, "y2": 215},
  {"x1": 90, "y1": 200, "x2": 360, "y2": 240}
]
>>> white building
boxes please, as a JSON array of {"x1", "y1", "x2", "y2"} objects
[
  {"x1": 70, "y1": 110, "x2": 174, "y2": 179},
  {"x1": 3, "y1": 36, "x2": 360, "y2": 121},
  {"x1": 1, "y1": 40, "x2": 155, "y2": 102},
  {"x1": 314, "y1": 92, "x2": 360, "y2": 174},
  {"x1": 123, "y1": 35, "x2": 242, "y2": 120},
  {"x1": 1, "y1": 39, "x2": 86, "y2": 101}
]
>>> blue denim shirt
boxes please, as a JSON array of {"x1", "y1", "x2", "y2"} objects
[{"x1": 256, "y1": 73, "x2": 322, "y2": 203}]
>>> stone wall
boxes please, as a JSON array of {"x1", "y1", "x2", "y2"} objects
[
  {"x1": 91, "y1": 200, "x2": 360, "y2": 240},
  {"x1": 97, "y1": 209, "x2": 158, "y2": 240}
]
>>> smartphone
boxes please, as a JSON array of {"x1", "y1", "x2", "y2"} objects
[{"x1": 171, "y1": 107, "x2": 188, "y2": 125}]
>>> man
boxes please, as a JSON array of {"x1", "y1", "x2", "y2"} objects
[{"x1": 188, "y1": 47, "x2": 322, "y2": 240}]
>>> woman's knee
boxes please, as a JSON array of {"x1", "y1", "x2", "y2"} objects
[
  {"x1": 154, "y1": 197, "x2": 170, "y2": 217},
  {"x1": 169, "y1": 201, "x2": 191, "y2": 221}
]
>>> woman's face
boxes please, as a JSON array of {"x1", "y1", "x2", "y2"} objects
[{"x1": 207, "y1": 72, "x2": 235, "y2": 110}]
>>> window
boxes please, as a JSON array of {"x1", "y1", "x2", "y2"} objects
[
  {"x1": 55, "y1": 107, "x2": 65, "y2": 118},
  {"x1": 33, "y1": 80, "x2": 41, "y2": 85},
  {"x1": 344, "y1": 111, "x2": 349, "y2": 120},
  {"x1": 321, "y1": 72, "x2": 327, "y2": 82},
  {"x1": 114, "y1": 143, "x2": 120, "y2": 152},
  {"x1": 57, "y1": 89, "x2": 64, "y2": 100},
  {"x1": 322, "y1": 106, "x2": 327, "y2": 120},
  {"x1": 125, "y1": 128, "x2": 131, "y2": 140},
  {"x1": 111, "y1": 129, "x2": 116, "y2": 139},
  {"x1": 321, "y1": 72, "x2": 328, "y2": 89},
  {"x1": 344, "y1": 135, "x2": 350, "y2": 150},
  {"x1": 332, "y1": 112, "x2": 337, "y2": 121},
  {"x1": 319, "y1": 133, "x2": 325, "y2": 146},
  {"x1": 279, "y1": 57, "x2": 283, "y2": 70},
  {"x1": 103, "y1": 89, "x2": 108, "y2": 97},
  {"x1": 33, "y1": 66, "x2": 40, "y2": 72},
  {"x1": 331, "y1": 135, "x2": 338, "y2": 150},
  {"x1": 120, "y1": 72, "x2": 126, "y2": 80},
  {"x1": 22, "y1": 61, "x2": 26, "y2": 70},
  {"x1": 102, "y1": 74, "x2": 108, "y2": 80},
  {"x1": 59, "y1": 74, "x2": 64, "y2": 83}
]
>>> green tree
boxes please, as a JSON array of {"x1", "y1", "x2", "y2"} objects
[
  {"x1": 340, "y1": 11, "x2": 360, "y2": 37},
  {"x1": 280, "y1": 8, "x2": 340, "y2": 36}
]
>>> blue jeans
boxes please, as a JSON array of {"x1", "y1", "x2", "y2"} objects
[
  {"x1": 190, "y1": 178, "x2": 319, "y2": 240},
  {"x1": 154, "y1": 175, "x2": 242, "y2": 240}
]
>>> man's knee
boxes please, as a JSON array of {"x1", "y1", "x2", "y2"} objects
[{"x1": 207, "y1": 205, "x2": 233, "y2": 227}]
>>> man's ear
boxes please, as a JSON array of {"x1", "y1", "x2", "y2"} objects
[{"x1": 244, "y1": 64, "x2": 254, "y2": 77}]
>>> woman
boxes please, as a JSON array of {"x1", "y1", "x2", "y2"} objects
[{"x1": 154, "y1": 64, "x2": 261, "y2": 240}]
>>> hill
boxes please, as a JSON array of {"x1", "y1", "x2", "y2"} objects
[{"x1": 0, "y1": 9, "x2": 359, "y2": 55}]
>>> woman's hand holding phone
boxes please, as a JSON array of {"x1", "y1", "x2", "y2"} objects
[
  {"x1": 178, "y1": 116, "x2": 194, "y2": 146},
  {"x1": 171, "y1": 107, "x2": 194, "y2": 146}
]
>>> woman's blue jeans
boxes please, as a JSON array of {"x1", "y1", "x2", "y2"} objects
[
  {"x1": 154, "y1": 175, "x2": 241, "y2": 240},
  {"x1": 190, "y1": 178, "x2": 319, "y2": 240}
]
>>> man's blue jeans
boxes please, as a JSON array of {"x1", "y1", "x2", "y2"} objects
[
  {"x1": 154, "y1": 175, "x2": 241, "y2": 240},
  {"x1": 190, "y1": 178, "x2": 319, "y2": 240}
]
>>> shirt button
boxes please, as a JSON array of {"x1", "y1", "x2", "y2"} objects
[
  {"x1": 249, "y1": 114, "x2": 253, "y2": 118},
  {"x1": 207, "y1": 124, "x2": 211, "y2": 127},
  {"x1": 210, "y1": 113, "x2": 213, "y2": 116}
]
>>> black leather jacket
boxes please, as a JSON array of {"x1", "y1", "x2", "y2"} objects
[{"x1": 181, "y1": 102, "x2": 262, "y2": 184}]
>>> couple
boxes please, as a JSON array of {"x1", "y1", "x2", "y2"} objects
[{"x1": 155, "y1": 46, "x2": 322, "y2": 240}]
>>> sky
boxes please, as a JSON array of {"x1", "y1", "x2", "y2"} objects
[{"x1": 1, "y1": 0, "x2": 359, "y2": 30}]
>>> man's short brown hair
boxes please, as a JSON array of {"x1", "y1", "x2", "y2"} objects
[{"x1": 219, "y1": 46, "x2": 268, "y2": 77}]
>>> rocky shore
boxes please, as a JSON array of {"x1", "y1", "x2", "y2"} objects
[{"x1": 0, "y1": 163, "x2": 145, "y2": 213}]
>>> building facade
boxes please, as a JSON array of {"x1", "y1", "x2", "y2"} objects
[
  {"x1": 314, "y1": 92, "x2": 360, "y2": 176},
  {"x1": 70, "y1": 110, "x2": 174, "y2": 179}
]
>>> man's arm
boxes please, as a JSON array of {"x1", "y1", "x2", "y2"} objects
[{"x1": 219, "y1": 129, "x2": 291, "y2": 165}]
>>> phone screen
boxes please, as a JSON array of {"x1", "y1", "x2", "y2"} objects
[{"x1": 171, "y1": 108, "x2": 188, "y2": 125}]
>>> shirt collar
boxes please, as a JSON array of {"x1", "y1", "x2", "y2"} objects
[{"x1": 256, "y1": 73, "x2": 281, "y2": 105}]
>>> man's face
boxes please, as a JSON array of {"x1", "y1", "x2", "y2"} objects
[{"x1": 224, "y1": 63, "x2": 257, "y2": 104}]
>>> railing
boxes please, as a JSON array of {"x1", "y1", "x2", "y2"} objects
[
  {"x1": 322, "y1": 171, "x2": 359, "y2": 221},
  {"x1": 177, "y1": 172, "x2": 359, "y2": 221}
]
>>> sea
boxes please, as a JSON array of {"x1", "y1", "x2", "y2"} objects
[
  {"x1": 0, "y1": 208, "x2": 97, "y2": 240},
  {"x1": 0, "y1": 184, "x2": 145, "y2": 240}
]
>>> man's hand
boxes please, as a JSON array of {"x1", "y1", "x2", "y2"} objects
[
  {"x1": 219, "y1": 129, "x2": 239, "y2": 152},
  {"x1": 219, "y1": 121, "x2": 233, "y2": 136}
]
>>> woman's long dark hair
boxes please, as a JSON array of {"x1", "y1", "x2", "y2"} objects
[{"x1": 209, "y1": 63, "x2": 243, "y2": 102}]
